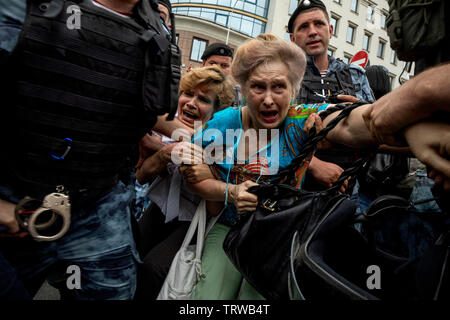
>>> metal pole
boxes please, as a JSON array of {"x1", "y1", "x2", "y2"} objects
[{"x1": 226, "y1": 0, "x2": 239, "y2": 45}]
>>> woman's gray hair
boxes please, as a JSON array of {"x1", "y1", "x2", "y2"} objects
[{"x1": 231, "y1": 34, "x2": 306, "y2": 96}]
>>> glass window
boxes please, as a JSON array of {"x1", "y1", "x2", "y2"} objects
[
  {"x1": 381, "y1": 13, "x2": 387, "y2": 29},
  {"x1": 334, "y1": 0, "x2": 341, "y2": 3},
  {"x1": 377, "y1": 40, "x2": 386, "y2": 58},
  {"x1": 363, "y1": 33, "x2": 371, "y2": 51},
  {"x1": 351, "y1": 0, "x2": 358, "y2": 13},
  {"x1": 328, "y1": 48, "x2": 335, "y2": 57},
  {"x1": 389, "y1": 74, "x2": 396, "y2": 89},
  {"x1": 285, "y1": 32, "x2": 291, "y2": 41},
  {"x1": 190, "y1": 38, "x2": 207, "y2": 62},
  {"x1": 367, "y1": 5, "x2": 374, "y2": 21},
  {"x1": 390, "y1": 50, "x2": 397, "y2": 65},
  {"x1": 171, "y1": 0, "x2": 269, "y2": 18},
  {"x1": 343, "y1": 55, "x2": 351, "y2": 64},
  {"x1": 330, "y1": 16, "x2": 339, "y2": 36},
  {"x1": 173, "y1": 6, "x2": 267, "y2": 37},
  {"x1": 347, "y1": 25, "x2": 355, "y2": 44},
  {"x1": 289, "y1": 0, "x2": 298, "y2": 15},
  {"x1": 215, "y1": 13, "x2": 228, "y2": 26}
]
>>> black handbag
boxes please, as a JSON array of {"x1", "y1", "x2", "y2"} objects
[
  {"x1": 288, "y1": 193, "x2": 449, "y2": 300},
  {"x1": 223, "y1": 102, "x2": 369, "y2": 300}
]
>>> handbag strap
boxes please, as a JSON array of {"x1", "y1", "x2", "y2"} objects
[
  {"x1": 180, "y1": 200, "x2": 225, "y2": 259},
  {"x1": 205, "y1": 206, "x2": 225, "y2": 236},
  {"x1": 181, "y1": 199, "x2": 206, "y2": 254},
  {"x1": 272, "y1": 101, "x2": 368, "y2": 185}
]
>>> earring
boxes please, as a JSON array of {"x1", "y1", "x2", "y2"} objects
[{"x1": 290, "y1": 97, "x2": 295, "y2": 105}]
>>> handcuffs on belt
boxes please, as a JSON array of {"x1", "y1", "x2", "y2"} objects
[{"x1": 14, "y1": 185, "x2": 71, "y2": 242}]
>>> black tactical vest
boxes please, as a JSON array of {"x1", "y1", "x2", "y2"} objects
[
  {"x1": 296, "y1": 65, "x2": 359, "y2": 104},
  {"x1": 3, "y1": 0, "x2": 181, "y2": 199}
]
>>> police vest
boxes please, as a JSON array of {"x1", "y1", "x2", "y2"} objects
[
  {"x1": 296, "y1": 65, "x2": 359, "y2": 104},
  {"x1": 297, "y1": 64, "x2": 361, "y2": 191},
  {"x1": 4, "y1": 0, "x2": 181, "y2": 199}
]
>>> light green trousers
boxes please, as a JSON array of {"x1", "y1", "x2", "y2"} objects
[{"x1": 192, "y1": 223, "x2": 265, "y2": 300}]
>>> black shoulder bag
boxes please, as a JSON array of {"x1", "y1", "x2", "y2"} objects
[
  {"x1": 289, "y1": 192, "x2": 449, "y2": 300},
  {"x1": 223, "y1": 102, "x2": 369, "y2": 300}
]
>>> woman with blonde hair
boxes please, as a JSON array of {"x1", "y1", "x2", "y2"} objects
[{"x1": 134, "y1": 65, "x2": 234, "y2": 300}]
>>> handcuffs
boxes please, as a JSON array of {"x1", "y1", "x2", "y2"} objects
[{"x1": 14, "y1": 185, "x2": 71, "y2": 242}]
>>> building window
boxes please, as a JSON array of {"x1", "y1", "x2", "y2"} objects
[
  {"x1": 172, "y1": 4, "x2": 267, "y2": 37},
  {"x1": 390, "y1": 50, "x2": 397, "y2": 65},
  {"x1": 377, "y1": 40, "x2": 386, "y2": 58},
  {"x1": 285, "y1": 32, "x2": 291, "y2": 41},
  {"x1": 333, "y1": 0, "x2": 341, "y2": 4},
  {"x1": 330, "y1": 15, "x2": 339, "y2": 36},
  {"x1": 190, "y1": 38, "x2": 207, "y2": 62},
  {"x1": 367, "y1": 5, "x2": 374, "y2": 22},
  {"x1": 328, "y1": 46, "x2": 336, "y2": 57},
  {"x1": 343, "y1": 53, "x2": 352, "y2": 64},
  {"x1": 347, "y1": 24, "x2": 356, "y2": 44},
  {"x1": 381, "y1": 12, "x2": 387, "y2": 29},
  {"x1": 351, "y1": 0, "x2": 359, "y2": 13},
  {"x1": 289, "y1": 0, "x2": 298, "y2": 15},
  {"x1": 363, "y1": 32, "x2": 371, "y2": 51},
  {"x1": 389, "y1": 74, "x2": 396, "y2": 89},
  {"x1": 215, "y1": 13, "x2": 228, "y2": 26}
]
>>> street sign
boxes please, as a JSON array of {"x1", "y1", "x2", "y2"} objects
[{"x1": 350, "y1": 50, "x2": 369, "y2": 68}]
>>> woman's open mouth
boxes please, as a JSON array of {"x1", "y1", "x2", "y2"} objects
[
  {"x1": 181, "y1": 110, "x2": 199, "y2": 121},
  {"x1": 260, "y1": 110, "x2": 279, "y2": 123}
]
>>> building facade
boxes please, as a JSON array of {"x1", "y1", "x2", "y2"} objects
[{"x1": 172, "y1": 0, "x2": 413, "y2": 88}]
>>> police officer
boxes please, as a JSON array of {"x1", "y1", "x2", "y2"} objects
[
  {"x1": 0, "y1": 0, "x2": 180, "y2": 300},
  {"x1": 201, "y1": 42, "x2": 234, "y2": 75},
  {"x1": 200, "y1": 42, "x2": 242, "y2": 107},
  {"x1": 289, "y1": 0, "x2": 374, "y2": 104},
  {"x1": 157, "y1": 0, "x2": 173, "y2": 41},
  {"x1": 288, "y1": 0, "x2": 375, "y2": 190}
]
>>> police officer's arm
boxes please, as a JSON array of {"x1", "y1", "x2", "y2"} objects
[
  {"x1": 152, "y1": 114, "x2": 193, "y2": 140},
  {"x1": 307, "y1": 157, "x2": 344, "y2": 189},
  {"x1": 135, "y1": 143, "x2": 177, "y2": 184},
  {"x1": 363, "y1": 62, "x2": 450, "y2": 146}
]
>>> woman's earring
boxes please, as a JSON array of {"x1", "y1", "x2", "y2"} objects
[{"x1": 290, "y1": 97, "x2": 295, "y2": 105}]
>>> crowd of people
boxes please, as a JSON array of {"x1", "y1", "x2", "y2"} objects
[{"x1": 0, "y1": 0, "x2": 449, "y2": 300}]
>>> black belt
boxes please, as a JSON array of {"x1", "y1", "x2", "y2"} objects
[{"x1": 0, "y1": 172, "x2": 119, "y2": 210}]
